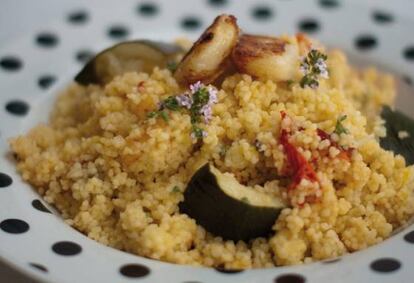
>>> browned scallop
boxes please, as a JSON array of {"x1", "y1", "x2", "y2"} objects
[
  {"x1": 174, "y1": 14, "x2": 240, "y2": 85},
  {"x1": 232, "y1": 34, "x2": 300, "y2": 82}
]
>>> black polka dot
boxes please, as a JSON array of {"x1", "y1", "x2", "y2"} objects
[
  {"x1": 370, "y1": 258, "x2": 401, "y2": 273},
  {"x1": 38, "y1": 75, "x2": 56, "y2": 90},
  {"x1": 29, "y1": 263, "x2": 48, "y2": 273},
  {"x1": 108, "y1": 25, "x2": 129, "y2": 39},
  {"x1": 404, "y1": 230, "x2": 414, "y2": 243},
  {"x1": 208, "y1": 0, "x2": 227, "y2": 6},
  {"x1": 181, "y1": 17, "x2": 202, "y2": 30},
  {"x1": 372, "y1": 10, "x2": 393, "y2": 24},
  {"x1": 319, "y1": 0, "x2": 339, "y2": 8},
  {"x1": 0, "y1": 219, "x2": 29, "y2": 234},
  {"x1": 5, "y1": 100, "x2": 29, "y2": 116},
  {"x1": 32, "y1": 199, "x2": 52, "y2": 213},
  {"x1": 0, "y1": 56, "x2": 22, "y2": 71},
  {"x1": 215, "y1": 267, "x2": 244, "y2": 274},
  {"x1": 0, "y1": 172, "x2": 13, "y2": 187},
  {"x1": 35, "y1": 32, "x2": 59, "y2": 48},
  {"x1": 355, "y1": 35, "x2": 378, "y2": 51},
  {"x1": 107, "y1": 25, "x2": 129, "y2": 39},
  {"x1": 252, "y1": 6, "x2": 274, "y2": 20},
  {"x1": 137, "y1": 3, "x2": 158, "y2": 16},
  {"x1": 67, "y1": 10, "x2": 89, "y2": 24},
  {"x1": 76, "y1": 49, "x2": 94, "y2": 64},
  {"x1": 403, "y1": 46, "x2": 414, "y2": 61},
  {"x1": 298, "y1": 18, "x2": 320, "y2": 33},
  {"x1": 119, "y1": 264, "x2": 150, "y2": 278},
  {"x1": 52, "y1": 241, "x2": 82, "y2": 256},
  {"x1": 275, "y1": 274, "x2": 306, "y2": 283}
]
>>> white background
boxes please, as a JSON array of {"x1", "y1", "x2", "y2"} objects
[
  {"x1": 0, "y1": 1, "x2": 86, "y2": 281},
  {"x1": 0, "y1": 0, "x2": 412, "y2": 282}
]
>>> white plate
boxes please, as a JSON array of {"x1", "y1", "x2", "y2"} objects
[{"x1": 1, "y1": 0, "x2": 414, "y2": 282}]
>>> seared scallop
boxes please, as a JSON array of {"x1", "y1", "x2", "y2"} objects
[
  {"x1": 232, "y1": 34, "x2": 300, "y2": 82},
  {"x1": 174, "y1": 14, "x2": 240, "y2": 85}
]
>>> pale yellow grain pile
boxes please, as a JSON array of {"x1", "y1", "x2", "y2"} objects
[{"x1": 10, "y1": 50, "x2": 414, "y2": 268}]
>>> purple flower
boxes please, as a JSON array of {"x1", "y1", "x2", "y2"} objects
[
  {"x1": 315, "y1": 58, "x2": 329, "y2": 79},
  {"x1": 300, "y1": 62, "x2": 310, "y2": 75},
  {"x1": 200, "y1": 104, "x2": 213, "y2": 123},
  {"x1": 175, "y1": 94, "x2": 193, "y2": 109},
  {"x1": 207, "y1": 86, "x2": 218, "y2": 104},
  {"x1": 198, "y1": 86, "x2": 218, "y2": 123},
  {"x1": 190, "y1": 81, "x2": 203, "y2": 94},
  {"x1": 319, "y1": 70, "x2": 329, "y2": 79}
]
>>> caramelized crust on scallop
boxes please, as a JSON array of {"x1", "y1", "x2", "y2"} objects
[
  {"x1": 232, "y1": 34, "x2": 301, "y2": 82},
  {"x1": 174, "y1": 14, "x2": 240, "y2": 85}
]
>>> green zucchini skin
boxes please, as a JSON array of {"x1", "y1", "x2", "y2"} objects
[
  {"x1": 74, "y1": 40, "x2": 182, "y2": 86},
  {"x1": 179, "y1": 163, "x2": 284, "y2": 241},
  {"x1": 75, "y1": 58, "x2": 99, "y2": 85},
  {"x1": 380, "y1": 106, "x2": 414, "y2": 165}
]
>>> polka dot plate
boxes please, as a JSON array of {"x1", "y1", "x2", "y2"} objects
[{"x1": 1, "y1": 0, "x2": 414, "y2": 282}]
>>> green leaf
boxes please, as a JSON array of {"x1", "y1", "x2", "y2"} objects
[
  {"x1": 160, "y1": 110, "x2": 169, "y2": 122},
  {"x1": 380, "y1": 106, "x2": 414, "y2": 165},
  {"x1": 147, "y1": 111, "x2": 158, "y2": 118},
  {"x1": 162, "y1": 96, "x2": 181, "y2": 111},
  {"x1": 171, "y1": 186, "x2": 181, "y2": 193},
  {"x1": 192, "y1": 88, "x2": 209, "y2": 110},
  {"x1": 286, "y1": 80, "x2": 294, "y2": 88},
  {"x1": 334, "y1": 115, "x2": 349, "y2": 135},
  {"x1": 167, "y1": 61, "x2": 178, "y2": 72},
  {"x1": 300, "y1": 74, "x2": 318, "y2": 88},
  {"x1": 192, "y1": 125, "x2": 204, "y2": 139}
]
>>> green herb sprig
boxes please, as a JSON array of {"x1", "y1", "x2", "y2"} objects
[
  {"x1": 171, "y1": 186, "x2": 181, "y2": 193},
  {"x1": 147, "y1": 95, "x2": 182, "y2": 122},
  {"x1": 147, "y1": 82, "x2": 217, "y2": 140},
  {"x1": 334, "y1": 115, "x2": 349, "y2": 135},
  {"x1": 300, "y1": 49, "x2": 329, "y2": 89}
]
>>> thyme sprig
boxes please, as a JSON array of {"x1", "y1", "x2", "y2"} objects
[
  {"x1": 334, "y1": 115, "x2": 349, "y2": 135},
  {"x1": 147, "y1": 81, "x2": 218, "y2": 140},
  {"x1": 300, "y1": 49, "x2": 329, "y2": 89}
]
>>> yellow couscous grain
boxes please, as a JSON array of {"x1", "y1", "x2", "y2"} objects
[{"x1": 9, "y1": 49, "x2": 414, "y2": 268}]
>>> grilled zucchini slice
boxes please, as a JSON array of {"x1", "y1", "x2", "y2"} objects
[
  {"x1": 380, "y1": 106, "x2": 414, "y2": 165},
  {"x1": 74, "y1": 40, "x2": 183, "y2": 85},
  {"x1": 179, "y1": 163, "x2": 286, "y2": 241}
]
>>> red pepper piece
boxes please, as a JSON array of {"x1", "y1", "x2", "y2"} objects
[
  {"x1": 279, "y1": 128, "x2": 318, "y2": 191},
  {"x1": 317, "y1": 128, "x2": 330, "y2": 141},
  {"x1": 317, "y1": 128, "x2": 353, "y2": 161}
]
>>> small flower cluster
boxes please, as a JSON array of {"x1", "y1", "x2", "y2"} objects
[
  {"x1": 148, "y1": 81, "x2": 218, "y2": 140},
  {"x1": 300, "y1": 49, "x2": 329, "y2": 89},
  {"x1": 175, "y1": 93, "x2": 192, "y2": 109}
]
